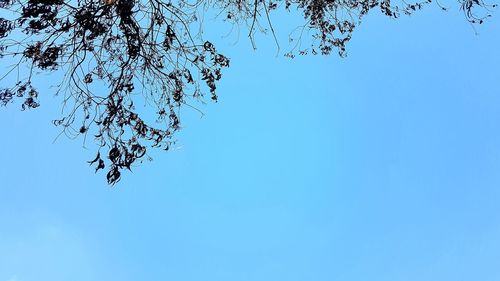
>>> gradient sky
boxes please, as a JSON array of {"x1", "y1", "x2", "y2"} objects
[{"x1": 1, "y1": 4, "x2": 500, "y2": 281}]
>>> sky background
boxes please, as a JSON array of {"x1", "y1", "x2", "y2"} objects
[{"x1": 1, "y1": 3, "x2": 500, "y2": 281}]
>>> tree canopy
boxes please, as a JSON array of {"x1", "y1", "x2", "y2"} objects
[{"x1": 0, "y1": 0, "x2": 495, "y2": 184}]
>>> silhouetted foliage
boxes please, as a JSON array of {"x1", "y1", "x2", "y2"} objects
[{"x1": 0, "y1": 0, "x2": 495, "y2": 184}]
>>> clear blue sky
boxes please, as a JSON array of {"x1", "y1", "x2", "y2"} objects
[{"x1": 1, "y1": 4, "x2": 500, "y2": 281}]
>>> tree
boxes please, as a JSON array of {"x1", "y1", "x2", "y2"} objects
[{"x1": 0, "y1": 0, "x2": 495, "y2": 184}]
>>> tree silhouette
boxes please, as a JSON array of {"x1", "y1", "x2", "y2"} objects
[{"x1": 0, "y1": 0, "x2": 495, "y2": 184}]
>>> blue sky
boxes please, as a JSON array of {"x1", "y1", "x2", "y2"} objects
[{"x1": 1, "y1": 4, "x2": 500, "y2": 281}]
